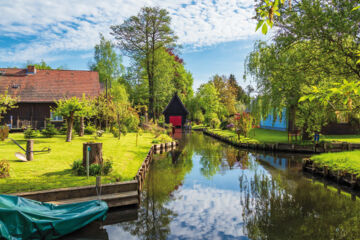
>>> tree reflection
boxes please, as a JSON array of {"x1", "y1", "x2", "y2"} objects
[
  {"x1": 239, "y1": 170, "x2": 360, "y2": 240},
  {"x1": 119, "y1": 138, "x2": 194, "y2": 240}
]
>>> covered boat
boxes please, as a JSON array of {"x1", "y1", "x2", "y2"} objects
[{"x1": 0, "y1": 195, "x2": 108, "y2": 240}]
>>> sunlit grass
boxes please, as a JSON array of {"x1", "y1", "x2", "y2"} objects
[
  {"x1": 311, "y1": 151, "x2": 360, "y2": 176},
  {"x1": 0, "y1": 132, "x2": 155, "y2": 193}
]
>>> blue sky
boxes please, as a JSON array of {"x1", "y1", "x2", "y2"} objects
[{"x1": 0, "y1": 0, "x2": 267, "y2": 90}]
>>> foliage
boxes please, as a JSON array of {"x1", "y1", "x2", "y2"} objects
[
  {"x1": 204, "y1": 112, "x2": 218, "y2": 126},
  {"x1": 193, "y1": 110, "x2": 205, "y2": 124},
  {"x1": 0, "y1": 91, "x2": 18, "y2": 120},
  {"x1": 210, "y1": 118, "x2": 221, "y2": 129},
  {"x1": 89, "y1": 33, "x2": 124, "y2": 84},
  {"x1": 41, "y1": 123, "x2": 58, "y2": 138},
  {"x1": 233, "y1": 112, "x2": 253, "y2": 139},
  {"x1": 152, "y1": 134, "x2": 173, "y2": 144},
  {"x1": 111, "y1": 7, "x2": 178, "y2": 119},
  {"x1": 0, "y1": 125, "x2": 9, "y2": 141},
  {"x1": 54, "y1": 96, "x2": 94, "y2": 142},
  {"x1": 71, "y1": 158, "x2": 113, "y2": 176},
  {"x1": 0, "y1": 160, "x2": 10, "y2": 178},
  {"x1": 84, "y1": 124, "x2": 96, "y2": 135},
  {"x1": 24, "y1": 128, "x2": 38, "y2": 139}
]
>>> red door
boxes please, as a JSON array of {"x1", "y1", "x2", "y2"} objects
[{"x1": 169, "y1": 116, "x2": 182, "y2": 127}]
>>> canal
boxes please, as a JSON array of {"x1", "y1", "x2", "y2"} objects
[{"x1": 66, "y1": 131, "x2": 360, "y2": 239}]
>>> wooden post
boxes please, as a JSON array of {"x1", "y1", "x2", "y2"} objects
[
  {"x1": 83, "y1": 142, "x2": 103, "y2": 166},
  {"x1": 26, "y1": 140, "x2": 34, "y2": 161}
]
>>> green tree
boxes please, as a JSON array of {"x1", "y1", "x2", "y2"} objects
[
  {"x1": 110, "y1": 83, "x2": 130, "y2": 139},
  {"x1": 90, "y1": 33, "x2": 125, "y2": 86},
  {"x1": 0, "y1": 91, "x2": 18, "y2": 120},
  {"x1": 111, "y1": 7, "x2": 177, "y2": 119},
  {"x1": 196, "y1": 82, "x2": 222, "y2": 123},
  {"x1": 54, "y1": 97, "x2": 88, "y2": 142}
]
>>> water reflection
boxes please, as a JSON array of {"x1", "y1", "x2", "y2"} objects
[{"x1": 67, "y1": 132, "x2": 360, "y2": 239}]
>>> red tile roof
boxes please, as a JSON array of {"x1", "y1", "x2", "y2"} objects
[{"x1": 0, "y1": 68, "x2": 101, "y2": 102}]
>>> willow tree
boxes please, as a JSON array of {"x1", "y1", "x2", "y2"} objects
[{"x1": 111, "y1": 7, "x2": 177, "y2": 119}]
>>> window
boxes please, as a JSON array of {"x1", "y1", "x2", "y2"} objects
[{"x1": 50, "y1": 111, "x2": 63, "y2": 121}]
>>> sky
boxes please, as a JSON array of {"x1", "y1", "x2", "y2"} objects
[{"x1": 0, "y1": 0, "x2": 268, "y2": 90}]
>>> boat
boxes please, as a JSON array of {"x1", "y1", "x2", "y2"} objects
[{"x1": 0, "y1": 194, "x2": 108, "y2": 240}]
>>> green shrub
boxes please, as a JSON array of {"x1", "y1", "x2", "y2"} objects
[
  {"x1": 0, "y1": 160, "x2": 10, "y2": 178},
  {"x1": 89, "y1": 164, "x2": 101, "y2": 176},
  {"x1": 210, "y1": 118, "x2": 221, "y2": 129},
  {"x1": 102, "y1": 159, "x2": 113, "y2": 175},
  {"x1": 205, "y1": 112, "x2": 218, "y2": 126},
  {"x1": 71, "y1": 160, "x2": 86, "y2": 175},
  {"x1": 84, "y1": 124, "x2": 96, "y2": 135},
  {"x1": 24, "y1": 128, "x2": 39, "y2": 139},
  {"x1": 41, "y1": 123, "x2": 58, "y2": 138},
  {"x1": 71, "y1": 159, "x2": 113, "y2": 176},
  {"x1": 0, "y1": 125, "x2": 9, "y2": 141},
  {"x1": 152, "y1": 139, "x2": 160, "y2": 144}
]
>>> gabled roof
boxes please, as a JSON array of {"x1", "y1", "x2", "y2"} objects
[
  {"x1": 163, "y1": 93, "x2": 189, "y2": 115},
  {"x1": 0, "y1": 68, "x2": 101, "y2": 102}
]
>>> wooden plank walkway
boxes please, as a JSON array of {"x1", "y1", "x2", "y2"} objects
[{"x1": 47, "y1": 191, "x2": 138, "y2": 208}]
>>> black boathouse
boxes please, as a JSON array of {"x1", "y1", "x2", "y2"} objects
[{"x1": 163, "y1": 93, "x2": 189, "y2": 128}]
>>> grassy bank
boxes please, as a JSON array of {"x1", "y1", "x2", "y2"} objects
[
  {"x1": 311, "y1": 151, "x2": 360, "y2": 176},
  {"x1": 205, "y1": 128, "x2": 290, "y2": 144},
  {"x1": 0, "y1": 132, "x2": 155, "y2": 193},
  {"x1": 205, "y1": 128, "x2": 360, "y2": 144}
]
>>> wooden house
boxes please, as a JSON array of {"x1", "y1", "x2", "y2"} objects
[
  {"x1": 0, "y1": 66, "x2": 101, "y2": 129},
  {"x1": 163, "y1": 93, "x2": 189, "y2": 128}
]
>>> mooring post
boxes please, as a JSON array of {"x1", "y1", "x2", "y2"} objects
[
  {"x1": 86, "y1": 145, "x2": 91, "y2": 178},
  {"x1": 26, "y1": 140, "x2": 34, "y2": 161}
]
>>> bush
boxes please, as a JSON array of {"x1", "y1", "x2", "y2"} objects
[
  {"x1": 0, "y1": 125, "x2": 9, "y2": 141},
  {"x1": 220, "y1": 120, "x2": 229, "y2": 130},
  {"x1": 194, "y1": 110, "x2": 205, "y2": 124},
  {"x1": 24, "y1": 128, "x2": 38, "y2": 139},
  {"x1": 71, "y1": 159, "x2": 113, "y2": 176},
  {"x1": 152, "y1": 134, "x2": 173, "y2": 144},
  {"x1": 84, "y1": 124, "x2": 96, "y2": 135},
  {"x1": 205, "y1": 112, "x2": 218, "y2": 126},
  {"x1": 41, "y1": 123, "x2": 58, "y2": 138},
  {"x1": 0, "y1": 160, "x2": 10, "y2": 178},
  {"x1": 210, "y1": 118, "x2": 221, "y2": 129}
]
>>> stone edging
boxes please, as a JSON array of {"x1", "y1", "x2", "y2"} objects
[{"x1": 203, "y1": 129, "x2": 360, "y2": 154}]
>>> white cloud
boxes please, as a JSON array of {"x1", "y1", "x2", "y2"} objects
[{"x1": 0, "y1": 0, "x2": 258, "y2": 63}]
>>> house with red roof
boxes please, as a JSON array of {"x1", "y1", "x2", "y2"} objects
[{"x1": 0, "y1": 66, "x2": 101, "y2": 129}]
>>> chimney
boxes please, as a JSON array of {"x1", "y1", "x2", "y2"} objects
[{"x1": 27, "y1": 65, "x2": 36, "y2": 74}]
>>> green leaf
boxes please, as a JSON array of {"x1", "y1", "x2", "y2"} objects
[
  {"x1": 256, "y1": 20, "x2": 264, "y2": 32},
  {"x1": 298, "y1": 96, "x2": 309, "y2": 102},
  {"x1": 267, "y1": 19, "x2": 274, "y2": 28},
  {"x1": 352, "y1": 6, "x2": 360, "y2": 12},
  {"x1": 262, "y1": 23, "x2": 268, "y2": 35},
  {"x1": 357, "y1": 59, "x2": 360, "y2": 65}
]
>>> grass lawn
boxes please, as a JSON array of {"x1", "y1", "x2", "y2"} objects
[
  {"x1": 0, "y1": 132, "x2": 155, "y2": 193},
  {"x1": 322, "y1": 135, "x2": 360, "y2": 143},
  {"x1": 311, "y1": 151, "x2": 360, "y2": 176},
  {"x1": 206, "y1": 128, "x2": 289, "y2": 144},
  {"x1": 206, "y1": 128, "x2": 360, "y2": 144}
]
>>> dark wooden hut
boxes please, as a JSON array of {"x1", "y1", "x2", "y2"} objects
[{"x1": 163, "y1": 93, "x2": 189, "y2": 128}]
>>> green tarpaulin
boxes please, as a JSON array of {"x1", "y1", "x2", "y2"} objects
[{"x1": 0, "y1": 194, "x2": 108, "y2": 240}]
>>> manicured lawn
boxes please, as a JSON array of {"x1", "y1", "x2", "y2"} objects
[
  {"x1": 322, "y1": 135, "x2": 360, "y2": 143},
  {"x1": 0, "y1": 132, "x2": 155, "y2": 193},
  {"x1": 206, "y1": 128, "x2": 360, "y2": 144},
  {"x1": 206, "y1": 128, "x2": 289, "y2": 144},
  {"x1": 311, "y1": 151, "x2": 360, "y2": 176}
]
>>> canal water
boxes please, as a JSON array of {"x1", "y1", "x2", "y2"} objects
[{"x1": 67, "y1": 132, "x2": 360, "y2": 240}]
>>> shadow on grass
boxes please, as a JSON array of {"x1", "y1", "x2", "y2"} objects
[{"x1": 42, "y1": 169, "x2": 73, "y2": 177}]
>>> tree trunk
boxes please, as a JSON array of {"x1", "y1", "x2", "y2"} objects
[
  {"x1": 83, "y1": 142, "x2": 103, "y2": 166},
  {"x1": 288, "y1": 105, "x2": 297, "y2": 132},
  {"x1": 79, "y1": 117, "x2": 85, "y2": 136},
  {"x1": 26, "y1": 140, "x2": 34, "y2": 161},
  {"x1": 66, "y1": 113, "x2": 74, "y2": 142}
]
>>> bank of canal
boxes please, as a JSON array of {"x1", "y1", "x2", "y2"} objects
[{"x1": 65, "y1": 131, "x2": 360, "y2": 239}]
